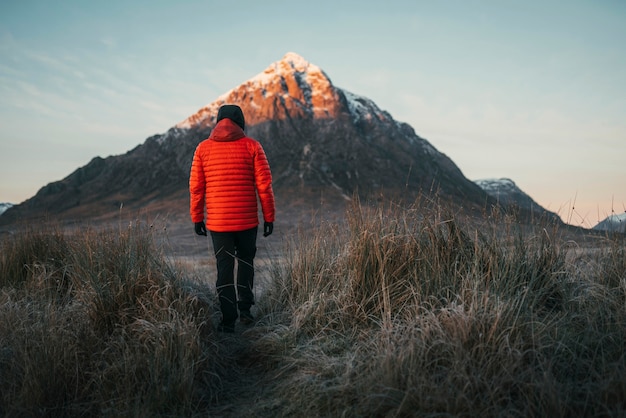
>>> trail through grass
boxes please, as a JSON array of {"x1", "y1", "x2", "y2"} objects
[{"x1": 1, "y1": 200, "x2": 625, "y2": 417}]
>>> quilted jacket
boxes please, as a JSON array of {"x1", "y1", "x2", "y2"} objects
[{"x1": 189, "y1": 118, "x2": 275, "y2": 232}]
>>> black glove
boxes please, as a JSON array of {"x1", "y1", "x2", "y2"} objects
[
  {"x1": 194, "y1": 221, "x2": 207, "y2": 236},
  {"x1": 263, "y1": 222, "x2": 273, "y2": 237}
]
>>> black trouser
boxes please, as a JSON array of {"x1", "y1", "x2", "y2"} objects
[{"x1": 209, "y1": 227, "x2": 257, "y2": 324}]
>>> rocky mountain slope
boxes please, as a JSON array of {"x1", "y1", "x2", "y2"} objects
[{"x1": 2, "y1": 53, "x2": 515, "y2": 226}]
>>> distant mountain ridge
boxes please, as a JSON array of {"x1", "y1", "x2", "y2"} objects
[
  {"x1": 1, "y1": 53, "x2": 556, "y2": 228},
  {"x1": 474, "y1": 178, "x2": 561, "y2": 223},
  {"x1": 592, "y1": 212, "x2": 626, "y2": 233}
]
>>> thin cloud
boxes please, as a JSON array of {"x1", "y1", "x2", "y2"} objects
[{"x1": 100, "y1": 37, "x2": 116, "y2": 48}]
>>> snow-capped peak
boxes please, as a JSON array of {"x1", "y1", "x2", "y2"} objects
[
  {"x1": 282, "y1": 52, "x2": 312, "y2": 70},
  {"x1": 474, "y1": 177, "x2": 562, "y2": 222},
  {"x1": 593, "y1": 211, "x2": 626, "y2": 233},
  {"x1": 251, "y1": 52, "x2": 322, "y2": 82},
  {"x1": 607, "y1": 212, "x2": 626, "y2": 223},
  {"x1": 598, "y1": 212, "x2": 626, "y2": 225},
  {"x1": 175, "y1": 52, "x2": 340, "y2": 130},
  {"x1": 0, "y1": 202, "x2": 14, "y2": 216}
]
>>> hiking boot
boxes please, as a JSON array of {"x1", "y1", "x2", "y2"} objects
[
  {"x1": 239, "y1": 310, "x2": 254, "y2": 325},
  {"x1": 217, "y1": 321, "x2": 235, "y2": 333}
]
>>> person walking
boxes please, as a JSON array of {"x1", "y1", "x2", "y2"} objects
[{"x1": 189, "y1": 104, "x2": 275, "y2": 333}]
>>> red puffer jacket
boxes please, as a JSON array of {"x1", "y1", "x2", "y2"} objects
[{"x1": 189, "y1": 118, "x2": 275, "y2": 232}]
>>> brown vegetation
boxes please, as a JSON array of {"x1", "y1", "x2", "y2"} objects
[{"x1": 1, "y1": 199, "x2": 624, "y2": 417}]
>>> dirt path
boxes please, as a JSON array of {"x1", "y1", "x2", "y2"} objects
[
  {"x1": 204, "y1": 321, "x2": 285, "y2": 417},
  {"x1": 189, "y1": 257, "x2": 285, "y2": 417},
  {"x1": 163, "y1": 228, "x2": 287, "y2": 416}
]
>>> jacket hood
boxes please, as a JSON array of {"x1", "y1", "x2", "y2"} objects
[
  {"x1": 209, "y1": 118, "x2": 246, "y2": 142},
  {"x1": 216, "y1": 104, "x2": 245, "y2": 130}
]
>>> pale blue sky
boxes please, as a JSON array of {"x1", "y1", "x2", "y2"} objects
[{"x1": 1, "y1": 0, "x2": 624, "y2": 227}]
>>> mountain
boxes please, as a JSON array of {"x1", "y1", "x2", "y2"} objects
[
  {"x1": 593, "y1": 213, "x2": 626, "y2": 233},
  {"x1": 0, "y1": 203, "x2": 13, "y2": 216},
  {"x1": 176, "y1": 53, "x2": 489, "y2": 206},
  {"x1": 474, "y1": 178, "x2": 561, "y2": 223},
  {"x1": 1, "y1": 52, "x2": 493, "y2": 226}
]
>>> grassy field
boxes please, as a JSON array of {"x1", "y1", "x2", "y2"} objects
[{"x1": 1, "y1": 200, "x2": 624, "y2": 417}]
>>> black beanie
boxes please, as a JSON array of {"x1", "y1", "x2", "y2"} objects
[{"x1": 216, "y1": 104, "x2": 245, "y2": 130}]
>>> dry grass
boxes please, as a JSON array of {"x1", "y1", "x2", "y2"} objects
[
  {"x1": 0, "y1": 223, "x2": 222, "y2": 417},
  {"x1": 1, "y1": 198, "x2": 625, "y2": 417},
  {"x1": 255, "y1": 198, "x2": 626, "y2": 417}
]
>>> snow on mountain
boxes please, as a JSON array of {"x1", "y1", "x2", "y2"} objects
[
  {"x1": 176, "y1": 52, "x2": 419, "y2": 132},
  {"x1": 343, "y1": 90, "x2": 389, "y2": 123},
  {"x1": 0, "y1": 203, "x2": 13, "y2": 216},
  {"x1": 474, "y1": 178, "x2": 518, "y2": 195},
  {"x1": 593, "y1": 212, "x2": 626, "y2": 233},
  {"x1": 176, "y1": 52, "x2": 343, "y2": 130}
]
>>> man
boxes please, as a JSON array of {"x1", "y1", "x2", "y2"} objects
[{"x1": 189, "y1": 104, "x2": 275, "y2": 333}]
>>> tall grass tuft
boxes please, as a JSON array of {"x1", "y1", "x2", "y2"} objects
[
  {"x1": 0, "y1": 223, "x2": 222, "y2": 417},
  {"x1": 256, "y1": 198, "x2": 626, "y2": 417}
]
